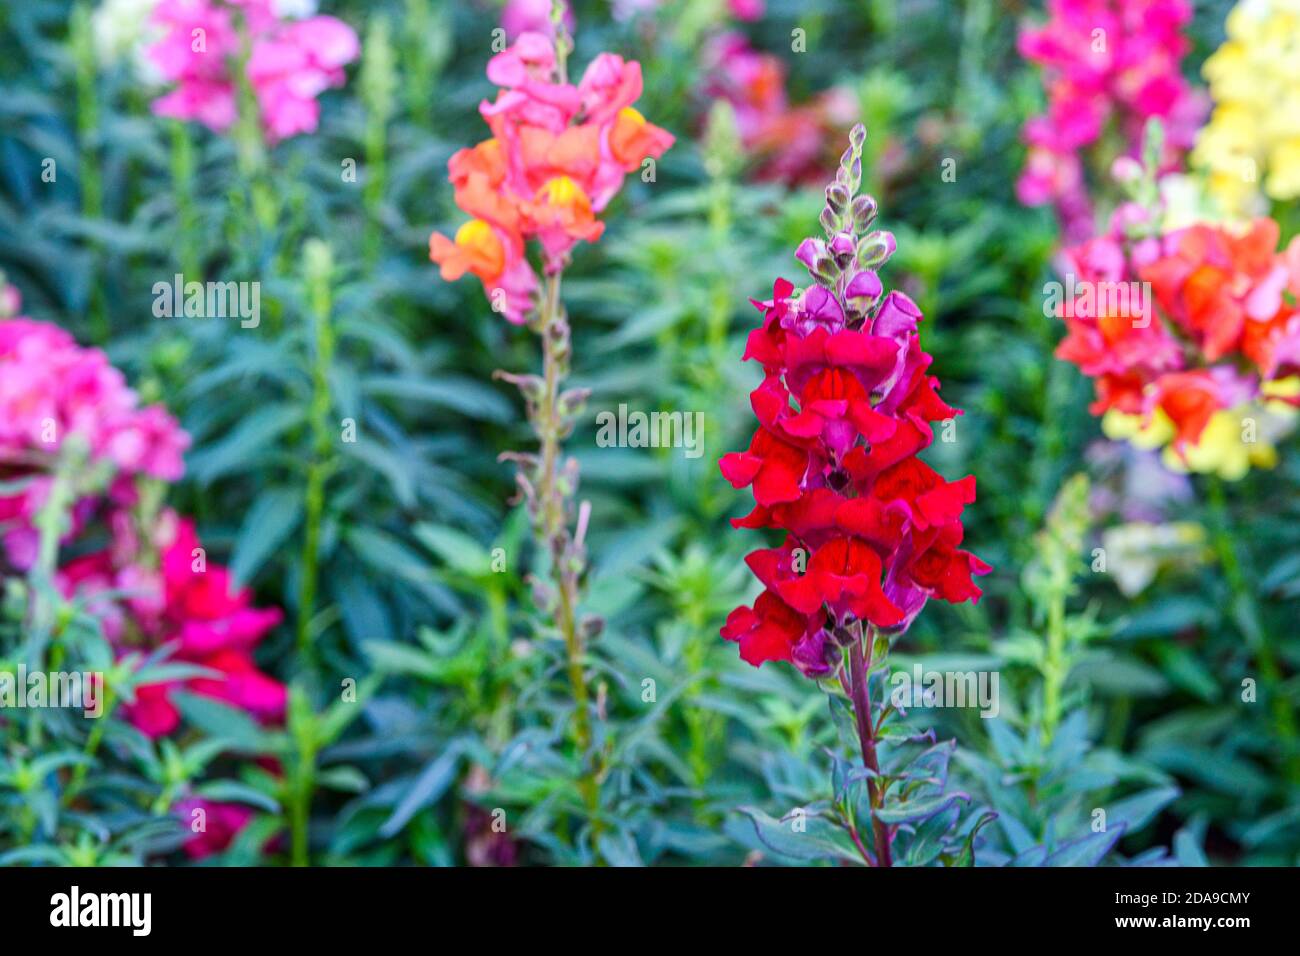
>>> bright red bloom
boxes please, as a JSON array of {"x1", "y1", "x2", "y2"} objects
[
  {"x1": 720, "y1": 139, "x2": 988, "y2": 675},
  {"x1": 890, "y1": 523, "x2": 991, "y2": 606},
  {"x1": 720, "y1": 590, "x2": 829, "y2": 673},
  {"x1": 868, "y1": 457, "x2": 977, "y2": 533},
  {"x1": 747, "y1": 537, "x2": 904, "y2": 628},
  {"x1": 719, "y1": 426, "x2": 809, "y2": 507}
]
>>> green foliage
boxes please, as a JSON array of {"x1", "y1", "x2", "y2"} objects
[{"x1": 0, "y1": 0, "x2": 1294, "y2": 867}]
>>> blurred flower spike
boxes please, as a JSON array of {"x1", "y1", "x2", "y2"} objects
[
  {"x1": 1054, "y1": 145, "x2": 1300, "y2": 480},
  {"x1": 145, "y1": 0, "x2": 360, "y2": 144}
]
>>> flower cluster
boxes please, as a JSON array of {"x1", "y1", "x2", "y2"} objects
[
  {"x1": 146, "y1": 0, "x2": 359, "y2": 144},
  {"x1": 0, "y1": 306, "x2": 188, "y2": 570},
  {"x1": 1191, "y1": 0, "x2": 1300, "y2": 216},
  {"x1": 701, "y1": 32, "x2": 855, "y2": 186},
  {"x1": 1017, "y1": 0, "x2": 1206, "y2": 242},
  {"x1": 1054, "y1": 197, "x2": 1300, "y2": 479},
  {"x1": 719, "y1": 128, "x2": 989, "y2": 677},
  {"x1": 59, "y1": 512, "x2": 285, "y2": 739},
  {"x1": 429, "y1": 31, "x2": 673, "y2": 323}
]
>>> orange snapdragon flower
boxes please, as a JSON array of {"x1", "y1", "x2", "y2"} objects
[{"x1": 429, "y1": 32, "x2": 673, "y2": 321}]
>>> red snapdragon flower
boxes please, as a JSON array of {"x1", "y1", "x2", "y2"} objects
[
  {"x1": 720, "y1": 128, "x2": 989, "y2": 677},
  {"x1": 59, "y1": 512, "x2": 285, "y2": 738}
]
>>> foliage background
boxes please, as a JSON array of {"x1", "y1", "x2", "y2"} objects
[{"x1": 2, "y1": 0, "x2": 1297, "y2": 866}]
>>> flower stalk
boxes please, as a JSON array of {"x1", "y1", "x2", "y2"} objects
[
  {"x1": 526, "y1": 269, "x2": 603, "y2": 844},
  {"x1": 847, "y1": 626, "x2": 892, "y2": 867},
  {"x1": 426, "y1": 21, "x2": 672, "y2": 860},
  {"x1": 298, "y1": 240, "x2": 337, "y2": 664}
]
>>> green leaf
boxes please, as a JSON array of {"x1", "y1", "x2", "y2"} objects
[
  {"x1": 1106, "y1": 786, "x2": 1179, "y2": 835},
  {"x1": 172, "y1": 692, "x2": 274, "y2": 753},
  {"x1": 875, "y1": 792, "x2": 969, "y2": 826},
  {"x1": 194, "y1": 780, "x2": 281, "y2": 813},
  {"x1": 188, "y1": 405, "x2": 305, "y2": 484},
  {"x1": 413, "y1": 523, "x2": 492, "y2": 576},
  {"x1": 316, "y1": 766, "x2": 370, "y2": 794},
  {"x1": 378, "y1": 741, "x2": 467, "y2": 838},
  {"x1": 362, "y1": 374, "x2": 512, "y2": 422},
  {"x1": 1044, "y1": 827, "x2": 1125, "y2": 867},
  {"x1": 736, "y1": 807, "x2": 863, "y2": 864},
  {"x1": 230, "y1": 488, "x2": 303, "y2": 586}
]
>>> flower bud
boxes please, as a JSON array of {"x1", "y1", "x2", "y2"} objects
[
  {"x1": 825, "y1": 183, "x2": 850, "y2": 213},
  {"x1": 843, "y1": 269, "x2": 883, "y2": 310},
  {"x1": 851, "y1": 195, "x2": 878, "y2": 232},
  {"x1": 856, "y1": 230, "x2": 896, "y2": 269},
  {"x1": 819, "y1": 207, "x2": 840, "y2": 236},
  {"x1": 796, "y1": 237, "x2": 829, "y2": 272}
]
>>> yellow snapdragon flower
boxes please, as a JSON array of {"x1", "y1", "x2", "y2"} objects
[
  {"x1": 1192, "y1": 0, "x2": 1300, "y2": 217},
  {"x1": 1101, "y1": 379, "x2": 1300, "y2": 481}
]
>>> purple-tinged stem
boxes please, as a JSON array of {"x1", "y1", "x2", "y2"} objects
[{"x1": 848, "y1": 625, "x2": 892, "y2": 867}]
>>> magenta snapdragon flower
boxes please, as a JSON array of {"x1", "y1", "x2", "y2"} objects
[
  {"x1": 0, "y1": 315, "x2": 188, "y2": 569},
  {"x1": 1016, "y1": 0, "x2": 1206, "y2": 241}
]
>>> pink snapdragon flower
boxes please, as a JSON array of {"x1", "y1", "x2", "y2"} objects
[
  {"x1": 146, "y1": 0, "x2": 359, "y2": 144},
  {"x1": 1016, "y1": 0, "x2": 1207, "y2": 241},
  {"x1": 0, "y1": 317, "x2": 189, "y2": 569},
  {"x1": 431, "y1": 31, "x2": 673, "y2": 311}
]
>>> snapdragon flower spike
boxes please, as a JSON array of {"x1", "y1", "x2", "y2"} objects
[
  {"x1": 146, "y1": 0, "x2": 360, "y2": 144},
  {"x1": 0, "y1": 313, "x2": 189, "y2": 570},
  {"x1": 1053, "y1": 183, "x2": 1300, "y2": 480},
  {"x1": 429, "y1": 31, "x2": 673, "y2": 322},
  {"x1": 1016, "y1": 0, "x2": 1206, "y2": 242},
  {"x1": 720, "y1": 127, "x2": 989, "y2": 677}
]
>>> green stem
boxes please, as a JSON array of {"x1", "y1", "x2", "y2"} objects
[
  {"x1": 297, "y1": 245, "x2": 335, "y2": 664},
  {"x1": 289, "y1": 747, "x2": 316, "y2": 867},
  {"x1": 534, "y1": 271, "x2": 603, "y2": 854},
  {"x1": 360, "y1": 17, "x2": 394, "y2": 267},
  {"x1": 1042, "y1": 590, "x2": 1067, "y2": 742},
  {"x1": 230, "y1": 16, "x2": 277, "y2": 246},
  {"x1": 62, "y1": 687, "x2": 116, "y2": 808},
  {"x1": 170, "y1": 121, "x2": 200, "y2": 279},
  {"x1": 70, "y1": 3, "x2": 107, "y2": 341}
]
